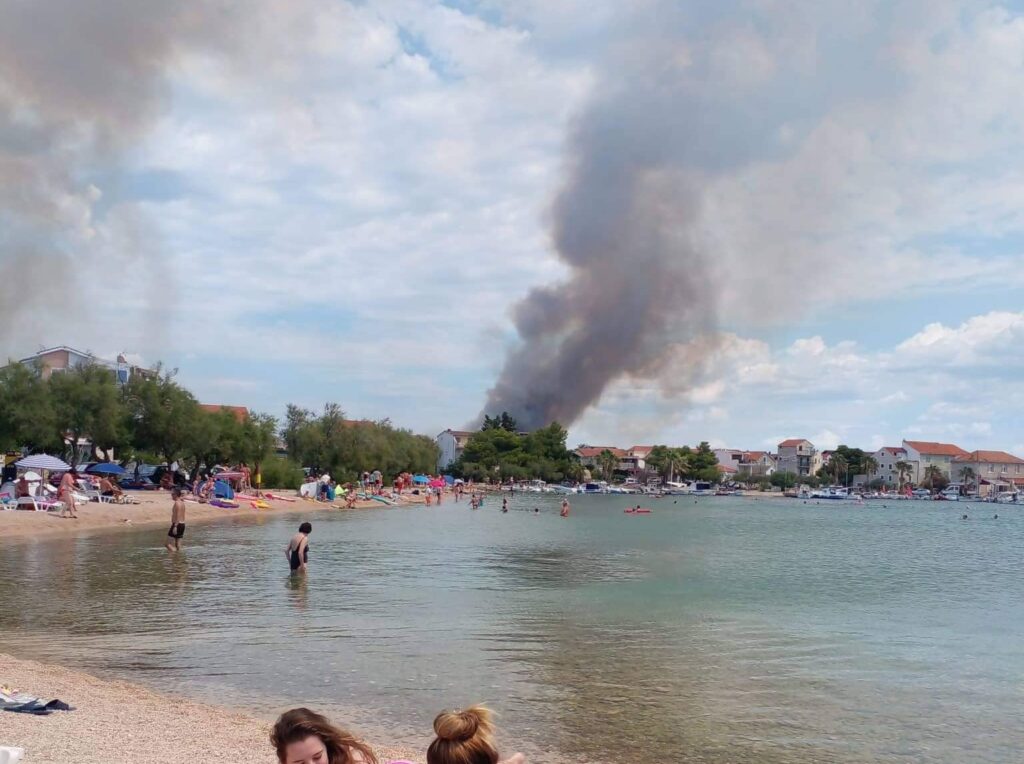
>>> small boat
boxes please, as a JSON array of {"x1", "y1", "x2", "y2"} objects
[
  {"x1": 939, "y1": 485, "x2": 961, "y2": 502},
  {"x1": 995, "y1": 491, "x2": 1019, "y2": 504},
  {"x1": 624, "y1": 507, "x2": 652, "y2": 514}
]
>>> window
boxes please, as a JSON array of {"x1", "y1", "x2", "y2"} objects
[{"x1": 1002, "y1": 465, "x2": 1008, "y2": 473}]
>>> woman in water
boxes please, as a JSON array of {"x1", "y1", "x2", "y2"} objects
[
  {"x1": 426, "y1": 705, "x2": 524, "y2": 764},
  {"x1": 286, "y1": 522, "x2": 312, "y2": 574},
  {"x1": 271, "y1": 707, "x2": 376, "y2": 764}
]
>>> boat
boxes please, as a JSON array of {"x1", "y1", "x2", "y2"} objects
[
  {"x1": 583, "y1": 482, "x2": 606, "y2": 494},
  {"x1": 689, "y1": 481, "x2": 714, "y2": 496},
  {"x1": 811, "y1": 486, "x2": 850, "y2": 500},
  {"x1": 549, "y1": 484, "x2": 578, "y2": 494},
  {"x1": 995, "y1": 491, "x2": 1019, "y2": 504},
  {"x1": 939, "y1": 484, "x2": 960, "y2": 502}
]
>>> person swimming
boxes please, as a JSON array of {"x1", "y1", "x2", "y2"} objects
[{"x1": 286, "y1": 522, "x2": 312, "y2": 573}]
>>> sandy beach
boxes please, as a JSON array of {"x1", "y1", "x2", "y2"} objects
[
  {"x1": 0, "y1": 654, "x2": 422, "y2": 764},
  {"x1": 0, "y1": 489, "x2": 425, "y2": 542}
]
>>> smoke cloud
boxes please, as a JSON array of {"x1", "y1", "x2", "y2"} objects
[
  {"x1": 483, "y1": 0, "x2": 965, "y2": 430},
  {"x1": 0, "y1": 1, "x2": 257, "y2": 357}
]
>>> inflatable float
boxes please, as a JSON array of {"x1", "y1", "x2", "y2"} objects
[
  {"x1": 250, "y1": 500, "x2": 271, "y2": 510},
  {"x1": 265, "y1": 492, "x2": 297, "y2": 503},
  {"x1": 210, "y1": 499, "x2": 239, "y2": 509},
  {"x1": 624, "y1": 507, "x2": 652, "y2": 514}
]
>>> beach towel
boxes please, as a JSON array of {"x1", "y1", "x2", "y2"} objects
[{"x1": 0, "y1": 686, "x2": 74, "y2": 715}]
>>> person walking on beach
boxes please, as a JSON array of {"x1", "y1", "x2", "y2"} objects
[
  {"x1": 166, "y1": 488, "x2": 186, "y2": 552},
  {"x1": 271, "y1": 707, "x2": 377, "y2": 764},
  {"x1": 560, "y1": 497, "x2": 570, "y2": 518},
  {"x1": 286, "y1": 522, "x2": 312, "y2": 574},
  {"x1": 58, "y1": 469, "x2": 78, "y2": 518}
]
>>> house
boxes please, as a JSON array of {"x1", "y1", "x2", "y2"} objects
[
  {"x1": 901, "y1": 440, "x2": 969, "y2": 483},
  {"x1": 436, "y1": 429, "x2": 475, "y2": 470},
  {"x1": 15, "y1": 345, "x2": 156, "y2": 384},
  {"x1": 200, "y1": 404, "x2": 250, "y2": 423},
  {"x1": 776, "y1": 438, "x2": 821, "y2": 477},
  {"x1": 575, "y1": 446, "x2": 629, "y2": 473},
  {"x1": 715, "y1": 449, "x2": 776, "y2": 477},
  {"x1": 738, "y1": 450, "x2": 777, "y2": 477},
  {"x1": 874, "y1": 446, "x2": 912, "y2": 487},
  {"x1": 951, "y1": 450, "x2": 1024, "y2": 497}
]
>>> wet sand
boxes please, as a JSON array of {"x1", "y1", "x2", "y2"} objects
[
  {"x1": 0, "y1": 653, "x2": 423, "y2": 764},
  {"x1": 0, "y1": 489, "x2": 425, "y2": 542}
]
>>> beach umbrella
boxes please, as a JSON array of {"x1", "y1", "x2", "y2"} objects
[
  {"x1": 86, "y1": 463, "x2": 126, "y2": 476},
  {"x1": 444, "y1": 475, "x2": 455, "y2": 485},
  {"x1": 413, "y1": 475, "x2": 430, "y2": 484},
  {"x1": 15, "y1": 454, "x2": 71, "y2": 472},
  {"x1": 22, "y1": 471, "x2": 42, "y2": 482}
]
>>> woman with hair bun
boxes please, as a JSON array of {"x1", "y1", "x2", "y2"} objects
[
  {"x1": 426, "y1": 705, "x2": 525, "y2": 764},
  {"x1": 270, "y1": 707, "x2": 377, "y2": 764}
]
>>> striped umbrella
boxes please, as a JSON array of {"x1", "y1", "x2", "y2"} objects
[{"x1": 15, "y1": 454, "x2": 71, "y2": 472}]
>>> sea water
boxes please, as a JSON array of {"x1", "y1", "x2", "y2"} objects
[{"x1": 1, "y1": 495, "x2": 1021, "y2": 763}]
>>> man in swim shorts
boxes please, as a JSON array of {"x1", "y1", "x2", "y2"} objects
[{"x1": 166, "y1": 487, "x2": 186, "y2": 552}]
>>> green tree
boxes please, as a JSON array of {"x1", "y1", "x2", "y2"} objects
[
  {"x1": 859, "y1": 454, "x2": 879, "y2": 486},
  {"x1": 895, "y1": 460, "x2": 912, "y2": 489},
  {"x1": 0, "y1": 363, "x2": 59, "y2": 453},
  {"x1": 49, "y1": 363, "x2": 130, "y2": 466},
  {"x1": 481, "y1": 411, "x2": 519, "y2": 432},
  {"x1": 771, "y1": 471, "x2": 797, "y2": 489},
  {"x1": 922, "y1": 465, "x2": 947, "y2": 491},
  {"x1": 957, "y1": 466, "x2": 976, "y2": 494},
  {"x1": 125, "y1": 368, "x2": 201, "y2": 465},
  {"x1": 598, "y1": 449, "x2": 618, "y2": 481}
]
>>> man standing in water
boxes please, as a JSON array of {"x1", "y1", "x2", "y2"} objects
[
  {"x1": 166, "y1": 488, "x2": 186, "y2": 552},
  {"x1": 561, "y1": 497, "x2": 570, "y2": 517},
  {"x1": 502, "y1": 497, "x2": 508, "y2": 513}
]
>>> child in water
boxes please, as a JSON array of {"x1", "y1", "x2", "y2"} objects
[{"x1": 425, "y1": 705, "x2": 524, "y2": 764}]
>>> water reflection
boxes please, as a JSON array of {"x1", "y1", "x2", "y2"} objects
[{"x1": 1, "y1": 497, "x2": 1022, "y2": 763}]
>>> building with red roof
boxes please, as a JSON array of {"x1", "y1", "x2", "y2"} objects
[
  {"x1": 952, "y1": 450, "x2": 1024, "y2": 496},
  {"x1": 902, "y1": 440, "x2": 968, "y2": 483}
]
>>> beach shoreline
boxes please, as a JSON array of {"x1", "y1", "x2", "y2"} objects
[
  {"x1": 0, "y1": 489, "x2": 425, "y2": 543},
  {"x1": 0, "y1": 653, "x2": 424, "y2": 764}
]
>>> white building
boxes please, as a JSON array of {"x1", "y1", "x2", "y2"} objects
[
  {"x1": 902, "y1": 440, "x2": 968, "y2": 483},
  {"x1": 874, "y1": 446, "x2": 911, "y2": 487},
  {"x1": 15, "y1": 345, "x2": 155, "y2": 384},
  {"x1": 715, "y1": 449, "x2": 776, "y2": 477},
  {"x1": 436, "y1": 429, "x2": 474, "y2": 471}
]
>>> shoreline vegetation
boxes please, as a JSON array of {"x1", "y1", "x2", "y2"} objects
[{"x1": 0, "y1": 653, "x2": 423, "y2": 764}]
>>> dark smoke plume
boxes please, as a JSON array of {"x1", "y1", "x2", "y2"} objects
[
  {"x1": 0, "y1": 1, "x2": 256, "y2": 356},
  {"x1": 483, "y1": 1, "x2": 905, "y2": 430}
]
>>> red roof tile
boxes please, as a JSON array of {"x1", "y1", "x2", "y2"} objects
[
  {"x1": 954, "y1": 450, "x2": 1024, "y2": 464},
  {"x1": 903, "y1": 440, "x2": 968, "y2": 457},
  {"x1": 778, "y1": 438, "x2": 810, "y2": 448},
  {"x1": 200, "y1": 404, "x2": 249, "y2": 422}
]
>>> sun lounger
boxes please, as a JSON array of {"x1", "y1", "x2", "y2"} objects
[{"x1": 0, "y1": 746, "x2": 24, "y2": 763}]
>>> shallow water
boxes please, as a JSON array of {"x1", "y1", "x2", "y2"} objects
[{"x1": 1, "y1": 495, "x2": 1021, "y2": 763}]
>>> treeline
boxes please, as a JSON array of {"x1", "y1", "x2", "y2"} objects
[
  {"x1": 638, "y1": 443, "x2": 720, "y2": 483},
  {"x1": 282, "y1": 403, "x2": 439, "y2": 481},
  {"x1": 0, "y1": 362, "x2": 439, "y2": 489},
  {"x1": 452, "y1": 420, "x2": 582, "y2": 483},
  {"x1": 0, "y1": 361, "x2": 279, "y2": 476}
]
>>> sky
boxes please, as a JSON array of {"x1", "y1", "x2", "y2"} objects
[{"x1": 2, "y1": 0, "x2": 1024, "y2": 454}]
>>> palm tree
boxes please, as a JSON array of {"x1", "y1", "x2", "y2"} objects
[
  {"x1": 895, "y1": 460, "x2": 912, "y2": 489},
  {"x1": 958, "y1": 466, "x2": 976, "y2": 495},
  {"x1": 922, "y1": 464, "x2": 943, "y2": 491},
  {"x1": 598, "y1": 449, "x2": 618, "y2": 481},
  {"x1": 828, "y1": 454, "x2": 847, "y2": 485},
  {"x1": 860, "y1": 455, "x2": 879, "y2": 487}
]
